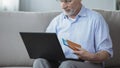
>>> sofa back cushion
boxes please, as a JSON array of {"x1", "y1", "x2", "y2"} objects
[
  {"x1": 0, "y1": 12, "x2": 60, "y2": 66},
  {"x1": 94, "y1": 10, "x2": 120, "y2": 67}
]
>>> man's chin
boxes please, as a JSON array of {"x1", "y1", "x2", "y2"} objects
[
  {"x1": 63, "y1": 10, "x2": 74, "y2": 16},
  {"x1": 63, "y1": 11, "x2": 73, "y2": 16}
]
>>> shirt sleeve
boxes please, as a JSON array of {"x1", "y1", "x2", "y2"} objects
[
  {"x1": 94, "y1": 14, "x2": 113, "y2": 58},
  {"x1": 46, "y1": 17, "x2": 58, "y2": 33}
]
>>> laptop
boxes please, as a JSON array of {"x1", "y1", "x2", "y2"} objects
[
  {"x1": 20, "y1": 32, "x2": 84, "y2": 62},
  {"x1": 20, "y1": 32, "x2": 66, "y2": 62}
]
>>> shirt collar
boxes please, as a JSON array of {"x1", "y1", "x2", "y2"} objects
[{"x1": 77, "y1": 5, "x2": 87, "y2": 17}]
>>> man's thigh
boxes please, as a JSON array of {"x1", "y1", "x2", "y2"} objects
[
  {"x1": 59, "y1": 60, "x2": 103, "y2": 68},
  {"x1": 33, "y1": 58, "x2": 60, "y2": 68}
]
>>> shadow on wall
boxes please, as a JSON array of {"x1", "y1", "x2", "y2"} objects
[{"x1": 116, "y1": 0, "x2": 120, "y2": 10}]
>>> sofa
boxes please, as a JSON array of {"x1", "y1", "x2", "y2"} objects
[{"x1": 0, "y1": 9, "x2": 120, "y2": 68}]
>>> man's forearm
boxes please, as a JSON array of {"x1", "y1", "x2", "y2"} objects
[{"x1": 88, "y1": 51, "x2": 110, "y2": 63}]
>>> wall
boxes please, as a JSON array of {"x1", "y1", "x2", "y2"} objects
[
  {"x1": 82, "y1": 0, "x2": 116, "y2": 11},
  {"x1": 0, "y1": 0, "x2": 19, "y2": 11},
  {"x1": 19, "y1": 0, "x2": 61, "y2": 12},
  {"x1": 19, "y1": 0, "x2": 116, "y2": 12}
]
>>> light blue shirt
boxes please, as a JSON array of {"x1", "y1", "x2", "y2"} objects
[{"x1": 46, "y1": 6, "x2": 113, "y2": 59}]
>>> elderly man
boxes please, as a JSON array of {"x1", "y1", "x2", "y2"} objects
[{"x1": 33, "y1": 0, "x2": 113, "y2": 68}]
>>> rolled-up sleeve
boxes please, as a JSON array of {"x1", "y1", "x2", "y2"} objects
[{"x1": 94, "y1": 14, "x2": 113, "y2": 57}]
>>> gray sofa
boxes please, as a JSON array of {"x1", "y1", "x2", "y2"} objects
[{"x1": 0, "y1": 10, "x2": 120, "y2": 68}]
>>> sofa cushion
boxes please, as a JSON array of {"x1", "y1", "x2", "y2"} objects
[
  {"x1": 0, "y1": 12, "x2": 60, "y2": 66},
  {"x1": 94, "y1": 10, "x2": 120, "y2": 67}
]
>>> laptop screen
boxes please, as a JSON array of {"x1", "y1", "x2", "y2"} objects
[{"x1": 20, "y1": 32, "x2": 65, "y2": 61}]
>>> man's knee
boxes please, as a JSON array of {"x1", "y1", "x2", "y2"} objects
[
  {"x1": 59, "y1": 60, "x2": 74, "y2": 68},
  {"x1": 33, "y1": 58, "x2": 50, "y2": 68},
  {"x1": 34, "y1": 58, "x2": 47, "y2": 63},
  {"x1": 33, "y1": 58, "x2": 49, "y2": 66}
]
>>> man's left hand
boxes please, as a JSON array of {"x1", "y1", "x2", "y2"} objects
[{"x1": 73, "y1": 47, "x2": 94, "y2": 61}]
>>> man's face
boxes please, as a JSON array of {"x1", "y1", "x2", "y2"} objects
[{"x1": 60, "y1": 0, "x2": 82, "y2": 16}]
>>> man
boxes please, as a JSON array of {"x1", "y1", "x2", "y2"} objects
[{"x1": 33, "y1": 0, "x2": 113, "y2": 68}]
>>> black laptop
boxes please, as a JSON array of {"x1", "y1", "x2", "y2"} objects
[
  {"x1": 20, "y1": 32, "x2": 84, "y2": 62},
  {"x1": 20, "y1": 32, "x2": 66, "y2": 62}
]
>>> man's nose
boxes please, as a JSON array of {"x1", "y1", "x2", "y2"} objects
[{"x1": 62, "y1": 2, "x2": 68, "y2": 9}]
